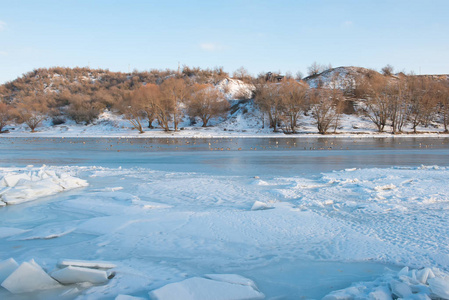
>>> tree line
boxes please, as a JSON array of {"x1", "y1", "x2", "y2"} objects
[
  {"x1": 1, "y1": 65, "x2": 449, "y2": 134},
  {"x1": 354, "y1": 70, "x2": 449, "y2": 133}
]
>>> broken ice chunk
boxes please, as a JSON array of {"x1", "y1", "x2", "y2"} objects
[
  {"x1": 149, "y1": 277, "x2": 265, "y2": 300},
  {"x1": 367, "y1": 286, "x2": 392, "y2": 300},
  {"x1": 251, "y1": 201, "x2": 272, "y2": 211},
  {"x1": 51, "y1": 266, "x2": 109, "y2": 284},
  {"x1": 428, "y1": 277, "x2": 449, "y2": 299},
  {"x1": 0, "y1": 258, "x2": 19, "y2": 283},
  {"x1": 416, "y1": 268, "x2": 433, "y2": 284},
  {"x1": 204, "y1": 274, "x2": 258, "y2": 290},
  {"x1": 322, "y1": 286, "x2": 362, "y2": 300},
  {"x1": 1, "y1": 262, "x2": 61, "y2": 294},
  {"x1": 1, "y1": 173, "x2": 31, "y2": 187},
  {"x1": 57, "y1": 259, "x2": 116, "y2": 269},
  {"x1": 390, "y1": 280, "x2": 412, "y2": 298}
]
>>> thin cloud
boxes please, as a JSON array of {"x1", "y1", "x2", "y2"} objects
[
  {"x1": 0, "y1": 21, "x2": 6, "y2": 31},
  {"x1": 0, "y1": 51, "x2": 7, "y2": 56},
  {"x1": 199, "y1": 43, "x2": 224, "y2": 52},
  {"x1": 343, "y1": 21, "x2": 353, "y2": 27}
]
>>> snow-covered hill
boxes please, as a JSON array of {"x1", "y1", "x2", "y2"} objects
[
  {"x1": 303, "y1": 66, "x2": 375, "y2": 91},
  {"x1": 1, "y1": 66, "x2": 448, "y2": 138},
  {"x1": 216, "y1": 78, "x2": 255, "y2": 100}
]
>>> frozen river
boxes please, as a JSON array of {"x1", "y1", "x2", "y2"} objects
[
  {"x1": 0, "y1": 137, "x2": 449, "y2": 299},
  {"x1": 1, "y1": 136, "x2": 448, "y2": 176}
]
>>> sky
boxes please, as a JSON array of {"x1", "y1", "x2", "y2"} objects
[{"x1": 0, "y1": 0, "x2": 448, "y2": 84}]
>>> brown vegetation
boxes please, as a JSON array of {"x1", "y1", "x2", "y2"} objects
[
  {"x1": 309, "y1": 88, "x2": 344, "y2": 134},
  {"x1": 15, "y1": 95, "x2": 49, "y2": 132},
  {"x1": 0, "y1": 65, "x2": 448, "y2": 134},
  {"x1": 187, "y1": 84, "x2": 229, "y2": 127},
  {"x1": 0, "y1": 102, "x2": 14, "y2": 132},
  {"x1": 255, "y1": 79, "x2": 308, "y2": 133}
]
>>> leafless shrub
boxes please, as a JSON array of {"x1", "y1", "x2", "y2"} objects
[
  {"x1": 16, "y1": 95, "x2": 49, "y2": 132},
  {"x1": 187, "y1": 84, "x2": 229, "y2": 127},
  {"x1": 0, "y1": 102, "x2": 15, "y2": 132},
  {"x1": 381, "y1": 64, "x2": 394, "y2": 76},
  {"x1": 67, "y1": 94, "x2": 104, "y2": 124},
  {"x1": 309, "y1": 88, "x2": 343, "y2": 134}
]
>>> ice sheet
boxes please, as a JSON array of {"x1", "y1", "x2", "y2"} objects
[{"x1": 0, "y1": 165, "x2": 448, "y2": 299}]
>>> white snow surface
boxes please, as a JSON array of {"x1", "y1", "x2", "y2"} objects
[
  {"x1": 216, "y1": 77, "x2": 255, "y2": 100},
  {"x1": 304, "y1": 66, "x2": 361, "y2": 90},
  {"x1": 0, "y1": 165, "x2": 449, "y2": 299}
]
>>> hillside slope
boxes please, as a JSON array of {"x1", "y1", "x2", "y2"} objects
[{"x1": 1, "y1": 66, "x2": 448, "y2": 137}]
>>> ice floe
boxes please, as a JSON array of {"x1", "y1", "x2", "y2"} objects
[
  {"x1": 149, "y1": 276, "x2": 265, "y2": 300},
  {"x1": 0, "y1": 166, "x2": 88, "y2": 205},
  {"x1": 0, "y1": 258, "x2": 19, "y2": 283},
  {"x1": 58, "y1": 259, "x2": 117, "y2": 269},
  {"x1": 1, "y1": 261, "x2": 61, "y2": 294},
  {"x1": 251, "y1": 201, "x2": 272, "y2": 211},
  {"x1": 51, "y1": 265, "x2": 109, "y2": 284},
  {"x1": 0, "y1": 258, "x2": 115, "y2": 297},
  {"x1": 322, "y1": 266, "x2": 449, "y2": 300}
]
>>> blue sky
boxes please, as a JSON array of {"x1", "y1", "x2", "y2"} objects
[{"x1": 1, "y1": 0, "x2": 448, "y2": 83}]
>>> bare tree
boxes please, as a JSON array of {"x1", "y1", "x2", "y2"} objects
[
  {"x1": 232, "y1": 67, "x2": 252, "y2": 83},
  {"x1": 381, "y1": 64, "x2": 394, "y2": 76},
  {"x1": 278, "y1": 79, "x2": 308, "y2": 133},
  {"x1": 357, "y1": 74, "x2": 390, "y2": 132},
  {"x1": 117, "y1": 91, "x2": 146, "y2": 133},
  {"x1": 188, "y1": 84, "x2": 229, "y2": 127},
  {"x1": 388, "y1": 79, "x2": 408, "y2": 134},
  {"x1": 16, "y1": 95, "x2": 49, "y2": 132},
  {"x1": 437, "y1": 82, "x2": 449, "y2": 132},
  {"x1": 309, "y1": 88, "x2": 343, "y2": 134},
  {"x1": 254, "y1": 82, "x2": 283, "y2": 132},
  {"x1": 0, "y1": 102, "x2": 14, "y2": 132},
  {"x1": 134, "y1": 84, "x2": 161, "y2": 128},
  {"x1": 407, "y1": 77, "x2": 438, "y2": 133},
  {"x1": 160, "y1": 78, "x2": 189, "y2": 131},
  {"x1": 307, "y1": 62, "x2": 326, "y2": 77}
]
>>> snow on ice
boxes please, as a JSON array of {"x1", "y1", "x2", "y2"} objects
[{"x1": 0, "y1": 165, "x2": 449, "y2": 299}]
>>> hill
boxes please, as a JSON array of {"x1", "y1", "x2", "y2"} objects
[{"x1": 0, "y1": 66, "x2": 448, "y2": 136}]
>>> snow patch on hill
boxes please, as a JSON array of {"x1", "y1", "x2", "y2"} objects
[
  {"x1": 216, "y1": 78, "x2": 255, "y2": 100},
  {"x1": 304, "y1": 66, "x2": 367, "y2": 90}
]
